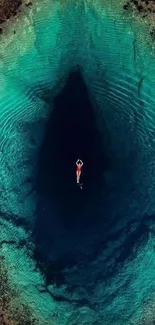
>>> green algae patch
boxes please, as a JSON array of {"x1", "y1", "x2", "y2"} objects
[
  {"x1": 93, "y1": 0, "x2": 155, "y2": 59},
  {"x1": 123, "y1": 0, "x2": 155, "y2": 46},
  {"x1": 0, "y1": 258, "x2": 40, "y2": 325}
]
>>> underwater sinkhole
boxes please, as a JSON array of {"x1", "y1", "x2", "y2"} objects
[
  {"x1": 33, "y1": 69, "x2": 111, "y2": 284},
  {"x1": 37, "y1": 69, "x2": 110, "y2": 213}
]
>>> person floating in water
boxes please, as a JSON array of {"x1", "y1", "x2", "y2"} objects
[{"x1": 76, "y1": 159, "x2": 83, "y2": 185}]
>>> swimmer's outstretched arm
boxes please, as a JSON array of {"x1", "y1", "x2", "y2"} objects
[
  {"x1": 76, "y1": 159, "x2": 81, "y2": 165},
  {"x1": 76, "y1": 159, "x2": 84, "y2": 165}
]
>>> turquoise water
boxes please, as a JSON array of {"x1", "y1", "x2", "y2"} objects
[{"x1": 1, "y1": 0, "x2": 155, "y2": 324}]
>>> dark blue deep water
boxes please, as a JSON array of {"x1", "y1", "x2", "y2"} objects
[{"x1": 34, "y1": 69, "x2": 110, "y2": 283}]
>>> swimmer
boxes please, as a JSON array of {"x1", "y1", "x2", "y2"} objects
[{"x1": 76, "y1": 159, "x2": 83, "y2": 184}]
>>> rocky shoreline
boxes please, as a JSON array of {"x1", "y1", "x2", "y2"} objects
[
  {"x1": 0, "y1": 0, "x2": 32, "y2": 34},
  {"x1": 0, "y1": 0, "x2": 22, "y2": 24},
  {"x1": 124, "y1": 0, "x2": 155, "y2": 14},
  {"x1": 123, "y1": 0, "x2": 155, "y2": 40}
]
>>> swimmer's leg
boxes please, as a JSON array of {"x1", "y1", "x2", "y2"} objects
[
  {"x1": 76, "y1": 171, "x2": 79, "y2": 183},
  {"x1": 78, "y1": 171, "x2": 81, "y2": 183}
]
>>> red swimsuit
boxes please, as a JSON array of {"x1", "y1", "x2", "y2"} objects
[
  {"x1": 77, "y1": 165, "x2": 82, "y2": 173},
  {"x1": 76, "y1": 165, "x2": 82, "y2": 173}
]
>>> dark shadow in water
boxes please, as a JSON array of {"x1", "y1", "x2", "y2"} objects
[
  {"x1": 33, "y1": 68, "x2": 111, "y2": 285},
  {"x1": 37, "y1": 69, "x2": 110, "y2": 218}
]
